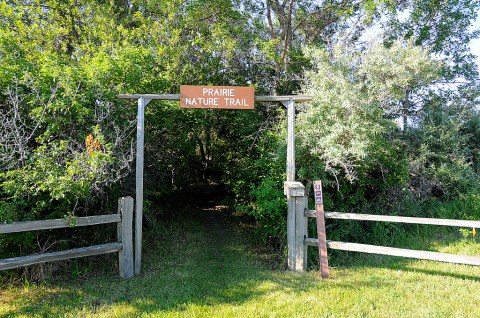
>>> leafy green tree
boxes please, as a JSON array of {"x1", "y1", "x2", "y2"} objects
[
  {"x1": 240, "y1": 0, "x2": 392, "y2": 94},
  {"x1": 385, "y1": 0, "x2": 479, "y2": 82},
  {"x1": 382, "y1": 0, "x2": 480, "y2": 129},
  {"x1": 297, "y1": 40, "x2": 439, "y2": 185}
]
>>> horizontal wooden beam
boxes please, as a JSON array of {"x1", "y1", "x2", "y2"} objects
[
  {"x1": 0, "y1": 214, "x2": 121, "y2": 234},
  {"x1": 305, "y1": 211, "x2": 480, "y2": 228},
  {"x1": 119, "y1": 94, "x2": 180, "y2": 100},
  {"x1": 305, "y1": 239, "x2": 480, "y2": 266},
  {"x1": 255, "y1": 95, "x2": 313, "y2": 102},
  {"x1": 118, "y1": 94, "x2": 313, "y2": 103},
  {"x1": 0, "y1": 243, "x2": 123, "y2": 271}
]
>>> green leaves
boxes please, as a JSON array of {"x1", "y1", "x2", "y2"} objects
[
  {"x1": 297, "y1": 39, "x2": 439, "y2": 194},
  {"x1": 384, "y1": 0, "x2": 480, "y2": 82}
]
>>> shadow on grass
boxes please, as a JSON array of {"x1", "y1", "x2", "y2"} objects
[
  {"x1": 401, "y1": 265, "x2": 480, "y2": 282},
  {"x1": 5, "y1": 204, "x2": 480, "y2": 317},
  {"x1": 0, "y1": 206, "x2": 326, "y2": 317},
  {"x1": 326, "y1": 235, "x2": 480, "y2": 283}
]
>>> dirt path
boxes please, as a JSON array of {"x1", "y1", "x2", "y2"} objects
[{"x1": 183, "y1": 185, "x2": 232, "y2": 236}]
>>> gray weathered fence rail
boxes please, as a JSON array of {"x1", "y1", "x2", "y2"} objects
[
  {"x1": 306, "y1": 210, "x2": 480, "y2": 267},
  {"x1": 0, "y1": 197, "x2": 134, "y2": 278},
  {"x1": 285, "y1": 181, "x2": 480, "y2": 276}
]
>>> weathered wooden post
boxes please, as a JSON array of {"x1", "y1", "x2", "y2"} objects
[
  {"x1": 313, "y1": 181, "x2": 329, "y2": 278},
  {"x1": 135, "y1": 96, "x2": 151, "y2": 275},
  {"x1": 135, "y1": 97, "x2": 145, "y2": 276},
  {"x1": 285, "y1": 99, "x2": 295, "y2": 183},
  {"x1": 118, "y1": 196, "x2": 134, "y2": 278},
  {"x1": 283, "y1": 98, "x2": 307, "y2": 271},
  {"x1": 285, "y1": 182, "x2": 307, "y2": 271}
]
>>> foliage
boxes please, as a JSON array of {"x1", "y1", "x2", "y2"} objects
[
  {"x1": 384, "y1": 0, "x2": 480, "y2": 82},
  {"x1": 231, "y1": 120, "x2": 287, "y2": 239},
  {"x1": 407, "y1": 108, "x2": 480, "y2": 200},
  {"x1": 382, "y1": 0, "x2": 480, "y2": 134},
  {"x1": 297, "y1": 40, "x2": 438, "y2": 193},
  {"x1": 247, "y1": 176, "x2": 286, "y2": 237}
]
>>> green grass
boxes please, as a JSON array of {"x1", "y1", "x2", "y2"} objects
[{"x1": 2, "y1": 206, "x2": 480, "y2": 317}]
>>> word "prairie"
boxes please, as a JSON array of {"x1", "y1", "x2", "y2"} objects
[{"x1": 180, "y1": 85, "x2": 254, "y2": 110}]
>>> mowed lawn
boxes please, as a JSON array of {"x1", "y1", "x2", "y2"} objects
[{"x1": 2, "y1": 207, "x2": 480, "y2": 317}]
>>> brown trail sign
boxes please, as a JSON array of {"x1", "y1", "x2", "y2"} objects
[{"x1": 180, "y1": 85, "x2": 254, "y2": 109}]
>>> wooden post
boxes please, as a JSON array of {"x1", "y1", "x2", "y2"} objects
[
  {"x1": 295, "y1": 193, "x2": 308, "y2": 271},
  {"x1": 286, "y1": 183, "x2": 296, "y2": 271},
  {"x1": 118, "y1": 197, "x2": 134, "y2": 278},
  {"x1": 313, "y1": 180, "x2": 329, "y2": 278},
  {"x1": 285, "y1": 181, "x2": 307, "y2": 271},
  {"x1": 285, "y1": 99, "x2": 295, "y2": 182},
  {"x1": 135, "y1": 97, "x2": 151, "y2": 275},
  {"x1": 283, "y1": 99, "x2": 307, "y2": 271}
]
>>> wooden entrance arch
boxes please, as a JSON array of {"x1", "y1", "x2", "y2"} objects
[{"x1": 119, "y1": 92, "x2": 312, "y2": 274}]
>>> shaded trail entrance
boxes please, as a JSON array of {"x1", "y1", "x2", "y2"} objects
[
  {"x1": 183, "y1": 185, "x2": 233, "y2": 263},
  {"x1": 186, "y1": 185, "x2": 231, "y2": 236},
  {"x1": 173, "y1": 184, "x2": 285, "y2": 268},
  {"x1": 119, "y1": 93, "x2": 312, "y2": 274}
]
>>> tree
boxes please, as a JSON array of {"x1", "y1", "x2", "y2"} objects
[
  {"x1": 242, "y1": 0, "x2": 389, "y2": 94},
  {"x1": 383, "y1": 0, "x2": 480, "y2": 129},
  {"x1": 297, "y1": 39, "x2": 440, "y2": 185}
]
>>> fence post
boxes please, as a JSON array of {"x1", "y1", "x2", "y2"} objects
[
  {"x1": 118, "y1": 196, "x2": 134, "y2": 278},
  {"x1": 285, "y1": 181, "x2": 307, "y2": 272},
  {"x1": 313, "y1": 181, "x2": 329, "y2": 278}
]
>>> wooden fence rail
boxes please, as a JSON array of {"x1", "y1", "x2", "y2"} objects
[
  {"x1": 285, "y1": 180, "x2": 480, "y2": 276},
  {"x1": 305, "y1": 239, "x2": 480, "y2": 266},
  {"x1": 305, "y1": 211, "x2": 480, "y2": 228},
  {"x1": 0, "y1": 197, "x2": 134, "y2": 278},
  {"x1": 0, "y1": 214, "x2": 122, "y2": 234},
  {"x1": 304, "y1": 183, "x2": 480, "y2": 275}
]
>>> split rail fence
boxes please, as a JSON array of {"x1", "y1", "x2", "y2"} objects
[
  {"x1": 284, "y1": 181, "x2": 480, "y2": 278},
  {"x1": 0, "y1": 197, "x2": 134, "y2": 278}
]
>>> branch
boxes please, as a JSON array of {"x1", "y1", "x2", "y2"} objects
[{"x1": 266, "y1": 0, "x2": 276, "y2": 40}]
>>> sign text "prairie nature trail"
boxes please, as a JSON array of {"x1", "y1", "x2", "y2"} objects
[{"x1": 180, "y1": 85, "x2": 255, "y2": 109}]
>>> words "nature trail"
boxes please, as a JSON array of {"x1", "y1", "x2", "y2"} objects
[{"x1": 180, "y1": 85, "x2": 255, "y2": 109}]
